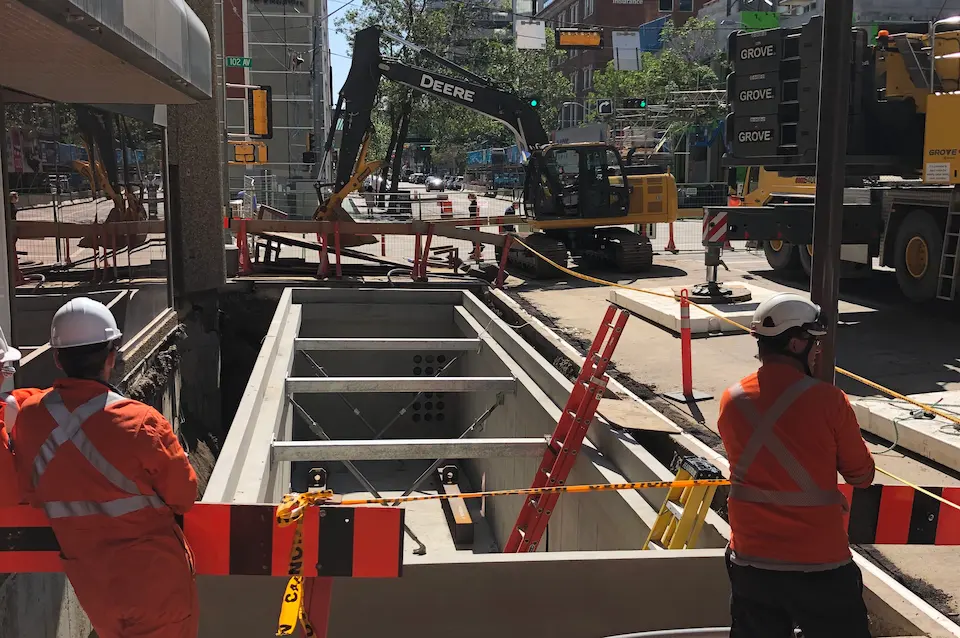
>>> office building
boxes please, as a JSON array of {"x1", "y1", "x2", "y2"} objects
[{"x1": 223, "y1": 0, "x2": 333, "y2": 217}]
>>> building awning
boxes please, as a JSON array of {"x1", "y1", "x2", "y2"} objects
[
  {"x1": 0, "y1": 0, "x2": 212, "y2": 105},
  {"x1": 639, "y1": 15, "x2": 670, "y2": 52}
]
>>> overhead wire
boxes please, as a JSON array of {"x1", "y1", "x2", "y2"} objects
[{"x1": 506, "y1": 234, "x2": 960, "y2": 515}]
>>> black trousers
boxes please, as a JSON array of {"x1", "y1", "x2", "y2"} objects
[{"x1": 726, "y1": 551, "x2": 871, "y2": 638}]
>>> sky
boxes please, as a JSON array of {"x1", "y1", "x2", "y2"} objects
[
  {"x1": 329, "y1": 24, "x2": 351, "y2": 98},
  {"x1": 325, "y1": 0, "x2": 356, "y2": 100}
]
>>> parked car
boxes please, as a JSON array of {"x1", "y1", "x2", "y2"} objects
[
  {"x1": 425, "y1": 176, "x2": 445, "y2": 192},
  {"x1": 409, "y1": 172, "x2": 424, "y2": 184}
]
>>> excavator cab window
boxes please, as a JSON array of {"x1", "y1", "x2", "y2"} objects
[{"x1": 527, "y1": 145, "x2": 629, "y2": 220}]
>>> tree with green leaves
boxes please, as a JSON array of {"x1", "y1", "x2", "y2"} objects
[
  {"x1": 589, "y1": 17, "x2": 725, "y2": 134},
  {"x1": 336, "y1": 2, "x2": 572, "y2": 167}
]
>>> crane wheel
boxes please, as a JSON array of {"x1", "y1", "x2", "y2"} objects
[
  {"x1": 763, "y1": 240, "x2": 802, "y2": 271},
  {"x1": 894, "y1": 210, "x2": 943, "y2": 302}
]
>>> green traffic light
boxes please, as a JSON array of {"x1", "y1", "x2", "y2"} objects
[
  {"x1": 640, "y1": 99, "x2": 647, "y2": 108},
  {"x1": 530, "y1": 99, "x2": 539, "y2": 107}
]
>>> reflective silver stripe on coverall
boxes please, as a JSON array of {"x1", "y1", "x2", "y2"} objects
[
  {"x1": 727, "y1": 376, "x2": 849, "y2": 571},
  {"x1": 32, "y1": 390, "x2": 165, "y2": 519}
]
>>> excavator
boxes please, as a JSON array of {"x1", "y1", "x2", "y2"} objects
[
  {"x1": 71, "y1": 107, "x2": 147, "y2": 251},
  {"x1": 313, "y1": 26, "x2": 679, "y2": 276}
]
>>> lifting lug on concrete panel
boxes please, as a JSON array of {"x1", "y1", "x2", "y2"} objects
[
  {"x1": 308, "y1": 467, "x2": 328, "y2": 492},
  {"x1": 439, "y1": 465, "x2": 459, "y2": 484}
]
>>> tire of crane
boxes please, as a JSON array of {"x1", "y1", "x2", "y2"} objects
[
  {"x1": 894, "y1": 209, "x2": 943, "y2": 302},
  {"x1": 800, "y1": 243, "x2": 875, "y2": 280},
  {"x1": 763, "y1": 240, "x2": 802, "y2": 271}
]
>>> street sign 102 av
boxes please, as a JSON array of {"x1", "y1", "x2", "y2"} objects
[{"x1": 226, "y1": 56, "x2": 252, "y2": 68}]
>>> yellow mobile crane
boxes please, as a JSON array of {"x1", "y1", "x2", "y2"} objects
[
  {"x1": 721, "y1": 18, "x2": 960, "y2": 301},
  {"x1": 314, "y1": 26, "x2": 677, "y2": 277}
]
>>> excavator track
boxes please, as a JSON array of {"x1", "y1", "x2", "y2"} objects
[
  {"x1": 583, "y1": 227, "x2": 654, "y2": 273},
  {"x1": 496, "y1": 233, "x2": 569, "y2": 279}
]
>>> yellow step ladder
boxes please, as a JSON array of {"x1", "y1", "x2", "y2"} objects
[{"x1": 643, "y1": 455, "x2": 723, "y2": 551}]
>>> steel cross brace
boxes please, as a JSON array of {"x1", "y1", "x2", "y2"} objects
[
  {"x1": 288, "y1": 396, "x2": 428, "y2": 555},
  {"x1": 298, "y1": 350, "x2": 463, "y2": 440},
  {"x1": 389, "y1": 392, "x2": 505, "y2": 506}
]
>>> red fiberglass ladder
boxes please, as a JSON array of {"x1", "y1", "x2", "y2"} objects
[{"x1": 504, "y1": 304, "x2": 629, "y2": 553}]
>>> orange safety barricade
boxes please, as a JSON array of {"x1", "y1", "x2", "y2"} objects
[{"x1": 0, "y1": 503, "x2": 404, "y2": 577}]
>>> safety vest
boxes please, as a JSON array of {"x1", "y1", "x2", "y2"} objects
[
  {"x1": 720, "y1": 369, "x2": 860, "y2": 570},
  {"x1": 30, "y1": 389, "x2": 165, "y2": 520}
]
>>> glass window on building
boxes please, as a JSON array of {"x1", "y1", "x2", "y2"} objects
[
  {"x1": 584, "y1": 0, "x2": 594, "y2": 17},
  {"x1": 678, "y1": 0, "x2": 693, "y2": 10},
  {"x1": 570, "y1": 1, "x2": 579, "y2": 24},
  {"x1": 659, "y1": 0, "x2": 673, "y2": 11}
]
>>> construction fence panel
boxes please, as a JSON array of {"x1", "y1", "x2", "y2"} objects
[{"x1": 5, "y1": 101, "x2": 170, "y2": 295}]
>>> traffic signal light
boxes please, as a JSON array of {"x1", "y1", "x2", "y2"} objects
[
  {"x1": 526, "y1": 97, "x2": 541, "y2": 108},
  {"x1": 247, "y1": 86, "x2": 273, "y2": 139},
  {"x1": 623, "y1": 98, "x2": 647, "y2": 109}
]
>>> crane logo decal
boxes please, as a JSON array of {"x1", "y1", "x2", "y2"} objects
[{"x1": 420, "y1": 73, "x2": 476, "y2": 103}]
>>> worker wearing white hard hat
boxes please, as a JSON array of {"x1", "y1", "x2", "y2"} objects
[
  {"x1": 13, "y1": 297, "x2": 199, "y2": 638},
  {"x1": 0, "y1": 324, "x2": 43, "y2": 507},
  {"x1": 716, "y1": 292, "x2": 874, "y2": 638}
]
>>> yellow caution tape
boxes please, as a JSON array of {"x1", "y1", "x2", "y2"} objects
[
  {"x1": 335, "y1": 478, "x2": 731, "y2": 506},
  {"x1": 508, "y1": 235, "x2": 960, "y2": 515},
  {"x1": 275, "y1": 491, "x2": 334, "y2": 636}
]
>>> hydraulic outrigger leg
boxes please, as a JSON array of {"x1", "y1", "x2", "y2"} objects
[{"x1": 687, "y1": 211, "x2": 752, "y2": 304}]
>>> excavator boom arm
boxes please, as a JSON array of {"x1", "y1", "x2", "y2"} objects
[{"x1": 331, "y1": 25, "x2": 549, "y2": 194}]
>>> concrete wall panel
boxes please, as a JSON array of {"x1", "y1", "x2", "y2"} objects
[
  {"x1": 0, "y1": 573, "x2": 92, "y2": 638},
  {"x1": 197, "y1": 551, "x2": 732, "y2": 638}
]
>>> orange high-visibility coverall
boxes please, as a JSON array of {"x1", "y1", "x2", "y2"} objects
[
  {"x1": 718, "y1": 362, "x2": 876, "y2": 568},
  {"x1": 0, "y1": 388, "x2": 43, "y2": 506},
  {"x1": 13, "y1": 378, "x2": 199, "y2": 638}
]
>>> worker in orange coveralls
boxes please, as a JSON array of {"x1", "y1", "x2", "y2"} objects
[
  {"x1": 13, "y1": 297, "x2": 199, "y2": 638},
  {"x1": 717, "y1": 293, "x2": 875, "y2": 638},
  {"x1": 0, "y1": 327, "x2": 42, "y2": 506}
]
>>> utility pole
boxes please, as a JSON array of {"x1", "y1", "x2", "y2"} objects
[{"x1": 810, "y1": 0, "x2": 853, "y2": 384}]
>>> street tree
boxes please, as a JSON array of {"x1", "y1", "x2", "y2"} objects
[
  {"x1": 337, "y1": 2, "x2": 572, "y2": 168},
  {"x1": 589, "y1": 17, "x2": 725, "y2": 134}
]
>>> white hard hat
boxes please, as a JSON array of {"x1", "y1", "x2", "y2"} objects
[
  {"x1": 0, "y1": 327, "x2": 21, "y2": 364},
  {"x1": 750, "y1": 292, "x2": 826, "y2": 338},
  {"x1": 50, "y1": 297, "x2": 122, "y2": 349}
]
